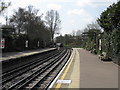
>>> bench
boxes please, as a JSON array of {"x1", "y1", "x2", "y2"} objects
[{"x1": 99, "y1": 52, "x2": 107, "y2": 60}]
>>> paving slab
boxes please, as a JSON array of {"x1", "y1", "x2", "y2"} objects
[{"x1": 78, "y1": 48, "x2": 118, "y2": 88}]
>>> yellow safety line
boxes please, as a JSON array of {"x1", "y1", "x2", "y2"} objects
[{"x1": 55, "y1": 49, "x2": 76, "y2": 89}]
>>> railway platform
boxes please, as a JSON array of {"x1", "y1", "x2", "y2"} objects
[
  {"x1": 0, "y1": 48, "x2": 56, "y2": 61},
  {"x1": 50, "y1": 48, "x2": 80, "y2": 89},
  {"x1": 49, "y1": 48, "x2": 118, "y2": 89}
]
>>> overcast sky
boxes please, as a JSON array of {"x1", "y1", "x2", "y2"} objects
[{"x1": 0, "y1": 0, "x2": 117, "y2": 35}]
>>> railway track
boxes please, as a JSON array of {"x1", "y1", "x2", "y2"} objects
[
  {"x1": 2, "y1": 48, "x2": 71, "y2": 90},
  {"x1": 1, "y1": 49, "x2": 60, "y2": 84}
]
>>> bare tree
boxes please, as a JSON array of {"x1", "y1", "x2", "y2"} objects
[
  {"x1": 71, "y1": 30, "x2": 76, "y2": 37},
  {"x1": 76, "y1": 30, "x2": 82, "y2": 36},
  {"x1": 87, "y1": 22, "x2": 101, "y2": 30},
  {"x1": 0, "y1": 1, "x2": 11, "y2": 15},
  {"x1": 45, "y1": 10, "x2": 61, "y2": 43}
]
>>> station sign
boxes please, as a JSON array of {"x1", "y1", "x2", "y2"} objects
[
  {"x1": 99, "y1": 39, "x2": 102, "y2": 51},
  {"x1": 1, "y1": 38, "x2": 5, "y2": 49},
  {"x1": 25, "y1": 40, "x2": 28, "y2": 48}
]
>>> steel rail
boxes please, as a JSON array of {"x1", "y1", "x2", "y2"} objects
[
  {"x1": 2, "y1": 49, "x2": 60, "y2": 84},
  {"x1": 17, "y1": 49, "x2": 70, "y2": 90},
  {"x1": 31, "y1": 50, "x2": 71, "y2": 90},
  {"x1": 5, "y1": 49, "x2": 66, "y2": 90}
]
